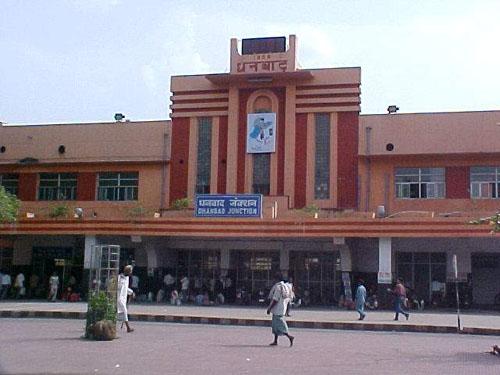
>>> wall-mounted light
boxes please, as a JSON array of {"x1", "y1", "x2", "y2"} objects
[
  {"x1": 387, "y1": 105, "x2": 399, "y2": 114},
  {"x1": 58, "y1": 145, "x2": 66, "y2": 154},
  {"x1": 26, "y1": 212, "x2": 35, "y2": 218},
  {"x1": 154, "y1": 212, "x2": 161, "y2": 218},
  {"x1": 74, "y1": 207, "x2": 83, "y2": 219},
  {"x1": 114, "y1": 113, "x2": 126, "y2": 121}
]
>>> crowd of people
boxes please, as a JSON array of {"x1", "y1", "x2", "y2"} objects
[
  {"x1": 153, "y1": 273, "x2": 235, "y2": 306},
  {"x1": 0, "y1": 269, "x2": 81, "y2": 302}
]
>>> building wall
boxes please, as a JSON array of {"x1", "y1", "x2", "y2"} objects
[
  {"x1": 2, "y1": 163, "x2": 164, "y2": 219},
  {"x1": 358, "y1": 154, "x2": 500, "y2": 214},
  {"x1": 169, "y1": 70, "x2": 361, "y2": 207},
  {"x1": 359, "y1": 111, "x2": 500, "y2": 156}
]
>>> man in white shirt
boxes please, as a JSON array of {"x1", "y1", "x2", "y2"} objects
[
  {"x1": 14, "y1": 272, "x2": 25, "y2": 299},
  {"x1": 163, "y1": 273, "x2": 175, "y2": 293},
  {"x1": 48, "y1": 272, "x2": 59, "y2": 302},
  {"x1": 117, "y1": 265, "x2": 135, "y2": 333},
  {"x1": 266, "y1": 277, "x2": 295, "y2": 347},
  {"x1": 180, "y1": 276, "x2": 189, "y2": 301}
]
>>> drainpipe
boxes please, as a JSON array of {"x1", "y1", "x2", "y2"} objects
[
  {"x1": 364, "y1": 126, "x2": 372, "y2": 212},
  {"x1": 159, "y1": 130, "x2": 170, "y2": 214}
]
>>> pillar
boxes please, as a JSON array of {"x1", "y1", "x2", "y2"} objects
[
  {"x1": 220, "y1": 248, "x2": 230, "y2": 277},
  {"x1": 339, "y1": 243, "x2": 353, "y2": 303},
  {"x1": 83, "y1": 235, "x2": 97, "y2": 269},
  {"x1": 280, "y1": 247, "x2": 289, "y2": 278},
  {"x1": 378, "y1": 237, "x2": 392, "y2": 307}
]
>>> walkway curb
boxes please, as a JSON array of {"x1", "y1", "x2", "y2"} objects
[{"x1": 2, "y1": 309, "x2": 499, "y2": 336}]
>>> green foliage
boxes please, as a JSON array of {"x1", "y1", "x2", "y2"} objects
[
  {"x1": 48, "y1": 204, "x2": 69, "y2": 218},
  {"x1": 85, "y1": 291, "x2": 116, "y2": 339},
  {"x1": 127, "y1": 204, "x2": 148, "y2": 218},
  {"x1": 0, "y1": 186, "x2": 20, "y2": 223},
  {"x1": 469, "y1": 212, "x2": 500, "y2": 233},
  {"x1": 302, "y1": 204, "x2": 320, "y2": 214},
  {"x1": 171, "y1": 197, "x2": 190, "y2": 210}
]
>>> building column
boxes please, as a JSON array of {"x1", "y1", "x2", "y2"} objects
[
  {"x1": 83, "y1": 235, "x2": 97, "y2": 269},
  {"x1": 145, "y1": 243, "x2": 158, "y2": 269},
  {"x1": 12, "y1": 237, "x2": 32, "y2": 266},
  {"x1": 339, "y1": 243, "x2": 353, "y2": 303},
  {"x1": 220, "y1": 248, "x2": 230, "y2": 277},
  {"x1": 226, "y1": 88, "x2": 239, "y2": 193},
  {"x1": 284, "y1": 85, "x2": 296, "y2": 207},
  {"x1": 280, "y1": 246, "x2": 289, "y2": 278},
  {"x1": 378, "y1": 237, "x2": 392, "y2": 307}
]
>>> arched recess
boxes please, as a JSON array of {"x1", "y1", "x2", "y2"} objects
[{"x1": 245, "y1": 89, "x2": 280, "y2": 195}]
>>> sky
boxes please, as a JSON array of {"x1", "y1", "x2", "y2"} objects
[{"x1": 1, "y1": 0, "x2": 499, "y2": 125}]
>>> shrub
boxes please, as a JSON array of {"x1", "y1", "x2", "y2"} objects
[
  {"x1": 48, "y1": 204, "x2": 69, "y2": 218},
  {"x1": 302, "y1": 204, "x2": 320, "y2": 215},
  {"x1": 127, "y1": 204, "x2": 148, "y2": 218},
  {"x1": 85, "y1": 291, "x2": 117, "y2": 340},
  {"x1": 171, "y1": 197, "x2": 190, "y2": 210},
  {"x1": 0, "y1": 186, "x2": 20, "y2": 223}
]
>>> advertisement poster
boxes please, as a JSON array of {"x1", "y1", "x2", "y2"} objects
[{"x1": 246, "y1": 113, "x2": 276, "y2": 153}]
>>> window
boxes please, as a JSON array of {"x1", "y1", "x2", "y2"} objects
[
  {"x1": 395, "y1": 168, "x2": 445, "y2": 199},
  {"x1": 396, "y1": 252, "x2": 446, "y2": 304},
  {"x1": 252, "y1": 108, "x2": 271, "y2": 195},
  {"x1": 38, "y1": 173, "x2": 77, "y2": 200},
  {"x1": 97, "y1": 172, "x2": 138, "y2": 201},
  {"x1": 470, "y1": 166, "x2": 500, "y2": 198},
  {"x1": 196, "y1": 118, "x2": 212, "y2": 194},
  {"x1": 315, "y1": 114, "x2": 330, "y2": 199},
  {"x1": 0, "y1": 174, "x2": 19, "y2": 196},
  {"x1": 252, "y1": 153, "x2": 270, "y2": 195}
]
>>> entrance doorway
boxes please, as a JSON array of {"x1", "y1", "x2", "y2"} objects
[
  {"x1": 231, "y1": 250, "x2": 279, "y2": 300},
  {"x1": 289, "y1": 251, "x2": 340, "y2": 305},
  {"x1": 32, "y1": 247, "x2": 84, "y2": 297},
  {"x1": 396, "y1": 251, "x2": 446, "y2": 305},
  {"x1": 472, "y1": 253, "x2": 500, "y2": 306}
]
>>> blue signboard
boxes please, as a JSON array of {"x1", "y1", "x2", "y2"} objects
[{"x1": 195, "y1": 194, "x2": 262, "y2": 218}]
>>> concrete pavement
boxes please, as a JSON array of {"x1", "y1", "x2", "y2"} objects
[
  {"x1": 1, "y1": 319, "x2": 500, "y2": 375},
  {"x1": 1, "y1": 301, "x2": 500, "y2": 335}
]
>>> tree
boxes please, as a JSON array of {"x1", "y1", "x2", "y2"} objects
[
  {"x1": 469, "y1": 212, "x2": 500, "y2": 234},
  {"x1": 0, "y1": 186, "x2": 20, "y2": 223}
]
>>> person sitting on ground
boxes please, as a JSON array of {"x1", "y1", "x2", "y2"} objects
[
  {"x1": 171, "y1": 289, "x2": 181, "y2": 305},
  {"x1": 156, "y1": 288, "x2": 165, "y2": 303},
  {"x1": 195, "y1": 292, "x2": 204, "y2": 306}
]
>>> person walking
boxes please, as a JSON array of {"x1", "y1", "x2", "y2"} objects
[
  {"x1": 1, "y1": 270, "x2": 11, "y2": 299},
  {"x1": 117, "y1": 265, "x2": 135, "y2": 333},
  {"x1": 28, "y1": 273, "x2": 40, "y2": 298},
  {"x1": 355, "y1": 279, "x2": 367, "y2": 320},
  {"x1": 48, "y1": 272, "x2": 59, "y2": 302},
  {"x1": 285, "y1": 278, "x2": 295, "y2": 317},
  {"x1": 393, "y1": 278, "x2": 410, "y2": 321},
  {"x1": 180, "y1": 275, "x2": 189, "y2": 302},
  {"x1": 14, "y1": 272, "x2": 25, "y2": 299},
  {"x1": 266, "y1": 276, "x2": 295, "y2": 347}
]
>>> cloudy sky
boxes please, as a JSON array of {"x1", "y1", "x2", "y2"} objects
[{"x1": 1, "y1": 0, "x2": 499, "y2": 124}]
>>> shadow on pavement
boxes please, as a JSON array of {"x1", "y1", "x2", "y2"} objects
[
  {"x1": 453, "y1": 351, "x2": 500, "y2": 366},
  {"x1": 220, "y1": 344, "x2": 272, "y2": 348}
]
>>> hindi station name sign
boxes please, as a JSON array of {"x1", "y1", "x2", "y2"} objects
[{"x1": 195, "y1": 194, "x2": 262, "y2": 218}]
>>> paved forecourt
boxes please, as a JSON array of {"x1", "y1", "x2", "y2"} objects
[
  {"x1": 1, "y1": 301, "x2": 500, "y2": 335},
  {"x1": 1, "y1": 318, "x2": 500, "y2": 375}
]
